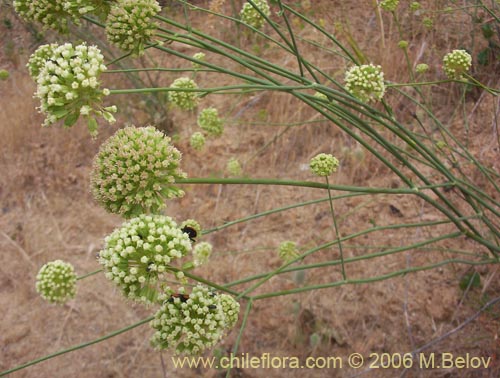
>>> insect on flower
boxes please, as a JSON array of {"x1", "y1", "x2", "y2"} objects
[
  {"x1": 181, "y1": 226, "x2": 198, "y2": 243},
  {"x1": 167, "y1": 293, "x2": 190, "y2": 303}
]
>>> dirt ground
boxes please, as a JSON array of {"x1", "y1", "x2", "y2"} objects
[{"x1": 1, "y1": 1, "x2": 499, "y2": 377}]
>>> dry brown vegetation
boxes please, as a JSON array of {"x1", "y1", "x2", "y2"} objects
[{"x1": 1, "y1": 1, "x2": 499, "y2": 377}]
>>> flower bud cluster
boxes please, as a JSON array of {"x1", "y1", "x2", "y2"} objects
[
  {"x1": 240, "y1": 0, "x2": 271, "y2": 29},
  {"x1": 345, "y1": 64, "x2": 386, "y2": 102},
  {"x1": 98, "y1": 214, "x2": 192, "y2": 304},
  {"x1": 36, "y1": 260, "x2": 77, "y2": 304},
  {"x1": 106, "y1": 0, "x2": 161, "y2": 56},
  {"x1": 193, "y1": 242, "x2": 212, "y2": 267},
  {"x1": 30, "y1": 42, "x2": 115, "y2": 134},
  {"x1": 91, "y1": 126, "x2": 187, "y2": 218},
  {"x1": 379, "y1": 0, "x2": 399, "y2": 12},
  {"x1": 150, "y1": 285, "x2": 240, "y2": 355},
  {"x1": 168, "y1": 77, "x2": 199, "y2": 111},
  {"x1": 310, "y1": 153, "x2": 339, "y2": 177},
  {"x1": 443, "y1": 49, "x2": 472, "y2": 79},
  {"x1": 278, "y1": 241, "x2": 299, "y2": 263},
  {"x1": 197, "y1": 107, "x2": 223, "y2": 136}
]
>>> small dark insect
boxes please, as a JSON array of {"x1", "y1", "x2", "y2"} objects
[
  {"x1": 389, "y1": 204, "x2": 404, "y2": 217},
  {"x1": 146, "y1": 262, "x2": 154, "y2": 272},
  {"x1": 181, "y1": 226, "x2": 197, "y2": 242},
  {"x1": 208, "y1": 304, "x2": 217, "y2": 310},
  {"x1": 167, "y1": 293, "x2": 190, "y2": 303}
]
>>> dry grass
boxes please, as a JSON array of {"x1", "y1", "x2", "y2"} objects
[{"x1": 1, "y1": 1, "x2": 499, "y2": 377}]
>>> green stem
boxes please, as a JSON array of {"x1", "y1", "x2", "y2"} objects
[
  {"x1": 0, "y1": 317, "x2": 153, "y2": 377},
  {"x1": 77, "y1": 269, "x2": 102, "y2": 280},
  {"x1": 325, "y1": 176, "x2": 346, "y2": 281}
]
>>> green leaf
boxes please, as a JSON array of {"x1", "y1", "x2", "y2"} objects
[
  {"x1": 459, "y1": 271, "x2": 481, "y2": 291},
  {"x1": 477, "y1": 49, "x2": 490, "y2": 66},
  {"x1": 64, "y1": 112, "x2": 79, "y2": 127}
]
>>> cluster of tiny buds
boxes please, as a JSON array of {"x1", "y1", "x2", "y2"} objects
[
  {"x1": 379, "y1": 0, "x2": 399, "y2": 12},
  {"x1": 415, "y1": 63, "x2": 429, "y2": 74},
  {"x1": 106, "y1": 0, "x2": 161, "y2": 56},
  {"x1": 193, "y1": 242, "x2": 213, "y2": 267},
  {"x1": 310, "y1": 153, "x2": 339, "y2": 177},
  {"x1": 36, "y1": 260, "x2": 77, "y2": 304},
  {"x1": 98, "y1": 214, "x2": 192, "y2": 304},
  {"x1": 190, "y1": 132, "x2": 206, "y2": 151},
  {"x1": 226, "y1": 158, "x2": 242, "y2": 177},
  {"x1": 192, "y1": 52, "x2": 206, "y2": 70},
  {"x1": 278, "y1": 241, "x2": 300, "y2": 263},
  {"x1": 150, "y1": 285, "x2": 240, "y2": 355},
  {"x1": 197, "y1": 107, "x2": 224, "y2": 136},
  {"x1": 442, "y1": 49, "x2": 472, "y2": 79},
  {"x1": 410, "y1": 2, "x2": 421, "y2": 11},
  {"x1": 0, "y1": 69, "x2": 9, "y2": 80},
  {"x1": 240, "y1": 0, "x2": 271, "y2": 29},
  {"x1": 168, "y1": 77, "x2": 199, "y2": 111},
  {"x1": 14, "y1": 0, "x2": 82, "y2": 33},
  {"x1": 344, "y1": 64, "x2": 386, "y2": 102},
  {"x1": 90, "y1": 126, "x2": 187, "y2": 218},
  {"x1": 29, "y1": 42, "x2": 116, "y2": 135}
]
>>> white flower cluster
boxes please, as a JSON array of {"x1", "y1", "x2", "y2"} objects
[
  {"x1": 443, "y1": 49, "x2": 472, "y2": 79},
  {"x1": 150, "y1": 285, "x2": 240, "y2": 355},
  {"x1": 98, "y1": 214, "x2": 192, "y2": 304},
  {"x1": 310, "y1": 153, "x2": 339, "y2": 177},
  {"x1": 31, "y1": 42, "x2": 116, "y2": 134},
  {"x1": 36, "y1": 260, "x2": 77, "y2": 304},
  {"x1": 240, "y1": 0, "x2": 271, "y2": 29},
  {"x1": 190, "y1": 131, "x2": 206, "y2": 151},
  {"x1": 106, "y1": 0, "x2": 161, "y2": 56},
  {"x1": 193, "y1": 242, "x2": 212, "y2": 267},
  {"x1": 168, "y1": 77, "x2": 199, "y2": 111},
  {"x1": 344, "y1": 64, "x2": 386, "y2": 102}
]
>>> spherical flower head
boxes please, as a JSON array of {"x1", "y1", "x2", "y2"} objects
[
  {"x1": 313, "y1": 92, "x2": 328, "y2": 101},
  {"x1": 98, "y1": 214, "x2": 192, "y2": 304},
  {"x1": 410, "y1": 2, "x2": 421, "y2": 11},
  {"x1": 91, "y1": 126, "x2": 187, "y2": 218},
  {"x1": 219, "y1": 293, "x2": 240, "y2": 329},
  {"x1": 443, "y1": 49, "x2": 472, "y2": 79},
  {"x1": 226, "y1": 158, "x2": 242, "y2": 177},
  {"x1": 240, "y1": 0, "x2": 271, "y2": 29},
  {"x1": 190, "y1": 131, "x2": 206, "y2": 151},
  {"x1": 398, "y1": 40, "x2": 408, "y2": 49},
  {"x1": 345, "y1": 64, "x2": 385, "y2": 102},
  {"x1": 27, "y1": 43, "x2": 58, "y2": 79},
  {"x1": 379, "y1": 0, "x2": 399, "y2": 12},
  {"x1": 33, "y1": 42, "x2": 115, "y2": 134},
  {"x1": 0, "y1": 69, "x2": 9, "y2": 80},
  {"x1": 310, "y1": 153, "x2": 339, "y2": 177},
  {"x1": 197, "y1": 107, "x2": 223, "y2": 136},
  {"x1": 278, "y1": 241, "x2": 299, "y2": 263},
  {"x1": 415, "y1": 63, "x2": 429, "y2": 74},
  {"x1": 106, "y1": 0, "x2": 161, "y2": 57},
  {"x1": 36, "y1": 260, "x2": 77, "y2": 304},
  {"x1": 150, "y1": 285, "x2": 230, "y2": 355},
  {"x1": 193, "y1": 242, "x2": 212, "y2": 267},
  {"x1": 192, "y1": 52, "x2": 206, "y2": 70},
  {"x1": 168, "y1": 77, "x2": 199, "y2": 111},
  {"x1": 422, "y1": 17, "x2": 433, "y2": 29}
]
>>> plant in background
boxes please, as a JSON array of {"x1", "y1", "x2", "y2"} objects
[
  {"x1": 90, "y1": 126, "x2": 187, "y2": 217},
  {"x1": 309, "y1": 153, "x2": 339, "y2": 177},
  {"x1": 226, "y1": 157, "x2": 242, "y2": 177},
  {"x1": 415, "y1": 63, "x2": 429, "y2": 74},
  {"x1": 278, "y1": 241, "x2": 299, "y2": 264},
  {"x1": 192, "y1": 52, "x2": 206, "y2": 70},
  {"x1": 168, "y1": 77, "x2": 199, "y2": 110},
  {"x1": 0, "y1": 69, "x2": 9, "y2": 80},
  {"x1": 190, "y1": 131, "x2": 206, "y2": 150},
  {"x1": 105, "y1": 0, "x2": 161, "y2": 56},
  {"x1": 36, "y1": 260, "x2": 77, "y2": 304},
  {"x1": 443, "y1": 49, "x2": 472, "y2": 79},
  {"x1": 379, "y1": 0, "x2": 399, "y2": 12},
  {"x1": 192, "y1": 242, "x2": 213, "y2": 267},
  {"x1": 240, "y1": 0, "x2": 271, "y2": 29},
  {"x1": 344, "y1": 64, "x2": 386, "y2": 102},
  {"x1": 98, "y1": 214, "x2": 192, "y2": 304},
  {"x1": 197, "y1": 107, "x2": 224, "y2": 136}
]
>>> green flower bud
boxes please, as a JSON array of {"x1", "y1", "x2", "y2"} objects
[
  {"x1": 379, "y1": 0, "x2": 399, "y2": 12},
  {"x1": 36, "y1": 260, "x2": 77, "y2": 304},
  {"x1": 90, "y1": 126, "x2": 187, "y2": 218},
  {"x1": 415, "y1": 63, "x2": 429, "y2": 74},
  {"x1": 409, "y1": 2, "x2": 421, "y2": 11},
  {"x1": 240, "y1": 0, "x2": 271, "y2": 29},
  {"x1": 398, "y1": 40, "x2": 408, "y2": 49},
  {"x1": 345, "y1": 64, "x2": 386, "y2": 102},
  {"x1": 106, "y1": 0, "x2": 161, "y2": 56},
  {"x1": 190, "y1": 131, "x2": 206, "y2": 151},
  {"x1": 219, "y1": 293, "x2": 240, "y2": 329},
  {"x1": 192, "y1": 52, "x2": 206, "y2": 70},
  {"x1": 313, "y1": 91, "x2": 328, "y2": 101},
  {"x1": 168, "y1": 77, "x2": 199, "y2": 111},
  {"x1": 278, "y1": 241, "x2": 299, "y2": 263},
  {"x1": 98, "y1": 214, "x2": 192, "y2": 304},
  {"x1": 197, "y1": 107, "x2": 223, "y2": 136},
  {"x1": 422, "y1": 17, "x2": 433, "y2": 29},
  {"x1": 226, "y1": 158, "x2": 242, "y2": 177},
  {"x1": 0, "y1": 69, "x2": 10, "y2": 80},
  {"x1": 310, "y1": 153, "x2": 339, "y2": 177},
  {"x1": 443, "y1": 49, "x2": 472, "y2": 79},
  {"x1": 193, "y1": 242, "x2": 212, "y2": 267}
]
